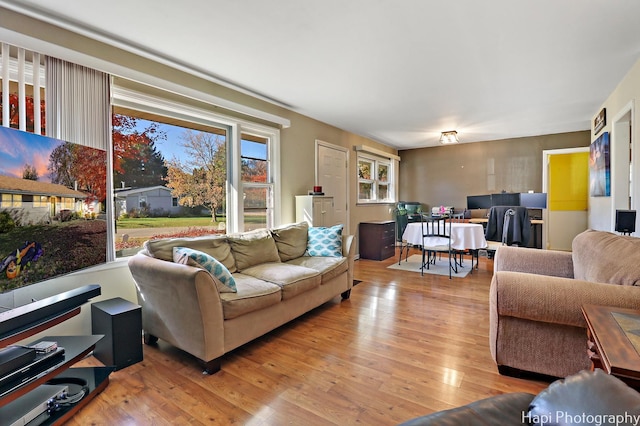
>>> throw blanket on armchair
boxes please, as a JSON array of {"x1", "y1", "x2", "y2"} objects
[{"x1": 485, "y1": 206, "x2": 531, "y2": 246}]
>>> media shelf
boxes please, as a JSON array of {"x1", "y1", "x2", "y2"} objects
[
  {"x1": 40, "y1": 367, "x2": 113, "y2": 425},
  {"x1": 0, "y1": 285, "x2": 111, "y2": 424}
]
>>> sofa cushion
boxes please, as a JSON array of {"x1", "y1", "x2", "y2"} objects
[
  {"x1": 242, "y1": 263, "x2": 321, "y2": 300},
  {"x1": 271, "y1": 221, "x2": 309, "y2": 261},
  {"x1": 572, "y1": 229, "x2": 640, "y2": 286},
  {"x1": 286, "y1": 255, "x2": 348, "y2": 284},
  {"x1": 144, "y1": 234, "x2": 236, "y2": 273},
  {"x1": 528, "y1": 369, "x2": 640, "y2": 426},
  {"x1": 219, "y1": 274, "x2": 282, "y2": 319},
  {"x1": 173, "y1": 247, "x2": 237, "y2": 293},
  {"x1": 227, "y1": 229, "x2": 281, "y2": 271},
  {"x1": 306, "y1": 224, "x2": 343, "y2": 257}
]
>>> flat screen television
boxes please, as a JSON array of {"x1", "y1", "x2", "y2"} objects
[{"x1": 0, "y1": 126, "x2": 107, "y2": 294}]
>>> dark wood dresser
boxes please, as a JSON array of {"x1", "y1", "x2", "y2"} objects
[{"x1": 359, "y1": 220, "x2": 396, "y2": 260}]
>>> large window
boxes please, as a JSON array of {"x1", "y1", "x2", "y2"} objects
[
  {"x1": 357, "y1": 153, "x2": 396, "y2": 203},
  {"x1": 111, "y1": 84, "x2": 280, "y2": 256},
  {"x1": 112, "y1": 108, "x2": 230, "y2": 256}
]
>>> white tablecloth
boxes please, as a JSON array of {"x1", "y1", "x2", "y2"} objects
[{"x1": 402, "y1": 222, "x2": 487, "y2": 250}]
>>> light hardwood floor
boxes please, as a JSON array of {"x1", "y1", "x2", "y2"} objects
[{"x1": 68, "y1": 248, "x2": 549, "y2": 425}]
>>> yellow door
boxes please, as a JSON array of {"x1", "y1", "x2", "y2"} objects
[{"x1": 546, "y1": 150, "x2": 589, "y2": 250}]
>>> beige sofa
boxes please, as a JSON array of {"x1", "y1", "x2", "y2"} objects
[
  {"x1": 128, "y1": 222, "x2": 355, "y2": 373},
  {"x1": 490, "y1": 229, "x2": 640, "y2": 379}
]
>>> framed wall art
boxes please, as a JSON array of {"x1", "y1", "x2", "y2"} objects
[
  {"x1": 594, "y1": 108, "x2": 606, "y2": 135},
  {"x1": 589, "y1": 131, "x2": 610, "y2": 197}
]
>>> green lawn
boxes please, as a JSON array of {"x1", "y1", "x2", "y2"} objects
[
  {"x1": 116, "y1": 217, "x2": 219, "y2": 229},
  {"x1": 116, "y1": 214, "x2": 266, "y2": 229}
]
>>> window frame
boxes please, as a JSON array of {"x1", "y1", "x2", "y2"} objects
[
  {"x1": 239, "y1": 132, "x2": 273, "y2": 230},
  {"x1": 1, "y1": 193, "x2": 22, "y2": 208},
  {"x1": 110, "y1": 84, "x2": 281, "y2": 234},
  {"x1": 357, "y1": 152, "x2": 397, "y2": 204},
  {"x1": 33, "y1": 195, "x2": 48, "y2": 208}
]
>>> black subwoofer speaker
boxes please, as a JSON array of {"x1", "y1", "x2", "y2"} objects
[{"x1": 91, "y1": 297, "x2": 142, "y2": 371}]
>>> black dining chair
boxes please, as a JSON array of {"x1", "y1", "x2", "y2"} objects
[
  {"x1": 420, "y1": 215, "x2": 456, "y2": 279},
  {"x1": 447, "y1": 212, "x2": 474, "y2": 272}
]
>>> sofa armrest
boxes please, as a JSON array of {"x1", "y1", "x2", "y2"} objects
[
  {"x1": 495, "y1": 246, "x2": 574, "y2": 278},
  {"x1": 491, "y1": 271, "x2": 640, "y2": 327},
  {"x1": 128, "y1": 253, "x2": 225, "y2": 362}
]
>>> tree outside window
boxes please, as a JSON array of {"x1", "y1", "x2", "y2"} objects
[
  {"x1": 0, "y1": 90, "x2": 46, "y2": 134},
  {"x1": 166, "y1": 130, "x2": 227, "y2": 223}
]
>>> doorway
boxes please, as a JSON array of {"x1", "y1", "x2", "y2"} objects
[
  {"x1": 542, "y1": 148, "x2": 589, "y2": 250},
  {"x1": 611, "y1": 101, "x2": 635, "y2": 231}
]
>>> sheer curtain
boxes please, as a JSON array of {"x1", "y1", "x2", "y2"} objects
[{"x1": 45, "y1": 57, "x2": 115, "y2": 260}]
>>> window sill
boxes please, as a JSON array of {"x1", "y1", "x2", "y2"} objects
[{"x1": 356, "y1": 201, "x2": 396, "y2": 206}]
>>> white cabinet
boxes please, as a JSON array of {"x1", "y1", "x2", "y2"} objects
[{"x1": 295, "y1": 196, "x2": 335, "y2": 227}]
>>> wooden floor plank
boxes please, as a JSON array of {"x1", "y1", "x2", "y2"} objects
[{"x1": 68, "y1": 248, "x2": 549, "y2": 425}]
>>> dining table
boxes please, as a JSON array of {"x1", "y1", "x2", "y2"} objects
[
  {"x1": 402, "y1": 221, "x2": 488, "y2": 251},
  {"x1": 402, "y1": 221, "x2": 488, "y2": 271}
]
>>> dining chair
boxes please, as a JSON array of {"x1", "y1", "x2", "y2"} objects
[
  {"x1": 420, "y1": 215, "x2": 456, "y2": 279},
  {"x1": 394, "y1": 208, "x2": 410, "y2": 265},
  {"x1": 447, "y1": 212, "x2": 472, "y2": 271}
]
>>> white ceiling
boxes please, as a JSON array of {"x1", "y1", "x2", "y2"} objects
[{"x1": 4, "y1": 1, "x2": 640, "y2": 149}]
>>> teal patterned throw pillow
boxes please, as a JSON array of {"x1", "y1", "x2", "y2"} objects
[
  {"x1": 306, "y1": 224, "x2": 343, "y2": 257},
  {"x1": 173, "y1": 247, "x2": 237, "y2": 293}
]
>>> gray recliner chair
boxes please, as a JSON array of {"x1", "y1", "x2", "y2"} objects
[{"x1": 398, "y1": 369, "x2": 640, "y2": 425}]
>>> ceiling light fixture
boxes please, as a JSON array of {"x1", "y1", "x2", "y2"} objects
[{"x1": 440, "y1": 130, "x2": 459, "y2": 145}]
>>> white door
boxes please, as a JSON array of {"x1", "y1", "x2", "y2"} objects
[{"x1": 316, "y1": 140, "x2": 349, "y2": 233}]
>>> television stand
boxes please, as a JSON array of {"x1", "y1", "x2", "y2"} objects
[{"x1": 0, "y1": 285, "x2": 111, "y2": 424}]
